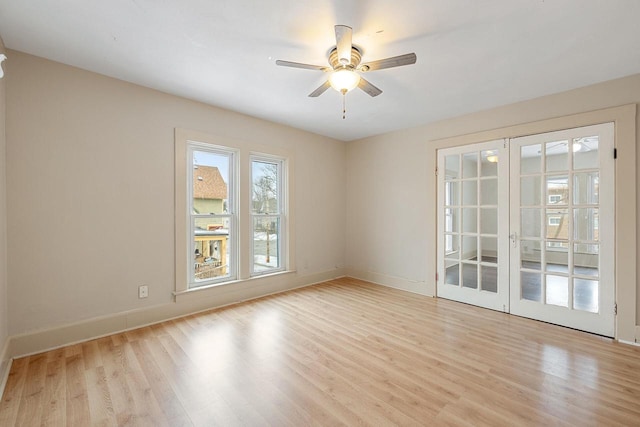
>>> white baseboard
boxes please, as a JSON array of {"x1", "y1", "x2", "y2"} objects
[
  {"x1": 345, "y1": 268, "x2": 433, "y2": 296},
  {"x1": 8, "y1": 269, "x2": 345, "y2": 359}
]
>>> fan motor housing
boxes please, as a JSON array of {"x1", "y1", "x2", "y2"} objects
[{"x1": 329, "y1": 46, "x2": 362, "y2": 69}]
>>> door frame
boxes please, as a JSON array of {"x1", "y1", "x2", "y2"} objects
[{"x1": 428, "y1": 104, "x2": 637, "y2": 343}]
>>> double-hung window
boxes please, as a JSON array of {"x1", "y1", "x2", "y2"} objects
[
  {"x1": 176, "y1": 128, "x2": 291, "y2": 294},
  {"x1": 188, "y1": 144, "x2": 236, "y2": 287},
  {"x1": 251, "y1": 156, "x2": 286, "y2": 276}
]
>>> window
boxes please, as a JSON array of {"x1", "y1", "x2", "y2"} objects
[
  {"x1": 251, "y1": 156, "x2": 285, "y2": 276},
  {"x1": 548, "y1": 216, "x2": 561, "y2": 226},
  {"x1": 175, "y1": 128, "x2": 292, "y2": 294},
  {"x1": 188, "y1": 146, "x2": 236, "y2": 287}
]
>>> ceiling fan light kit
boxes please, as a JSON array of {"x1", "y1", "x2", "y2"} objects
[
  {"x1": 276, "y1": 25, "x2": 416, "y2": 119},
  {"x1": 329, "y1": 69, "x2": 360, "y2": 93}
]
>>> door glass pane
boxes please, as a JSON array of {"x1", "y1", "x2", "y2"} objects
[
  {"x1": 463, "y1": 153, "x2": 478, "y2": 178},
  {"x1": 545, "y1": 140, "x2": 569, "y2": 172},
  {"x1": 462, "y1": 208, "x2": 477, "y2": 233},
  {"x1": 546, "y1": 275, "x2": 569, "y2": 307},
  {"x1": 573, "y1": 172, "x2": 599, "y2": 205},
  {"x1": 521, "y1": 239, "x2": 541, "y2": 270},
  {"x1": 573, "y1": 136, "x2": 599, "y2": 170},
  {"x1": 444, "y1": 208, "x2": 458, "y2": 233},
  {"x1": 573, "y1": 208, "x2": 599, "y2": 241},
  {"x1": 546, "y1": 209, "x2": 568, "y2": 240},
  {"x1": 521, "y1": 144, "x2": 541, "y2": 174},
  {"x1": 481, "y1": 150, "x2": 498, "y2": 177},
  {"x1": 574, "y1": 279, "x2": 598, "y2": 313},
  {"x1": 480, "y1": 237, "x2": 497, "y2": 262},
  {"x1": 445, "y1": 182, "x2": 459, "y2": 206},
  {"x1": 521, "y1": 272, "x2": 542, "y2": 302},
  {"x1": 445, "y1": 155, "x2": 460, "y2": 179},
  {"x1": 545, "y1": 241, "x2": 569, "y2": 274},
  {"x1": 462, "y1": 236, "x2": 477, "y2": 261},
  {"x1": 546, "y1": 175, "x2": 568, "y2": 206},
  {"x1": 462, "y1": 263, "x2": 478, "y2": 289},
  {"x1": 462, "y1": 180, "x2": 478, "y2": 205},
  {"x1": 480, "y1": 208, "x2": 497, "y2": 235},
  {"x1": 481, "y1": 265, "x2": 497, "y2": 293},
  {"x1": 480, "y1": 178, "x2": 498, "y2": 205},
  {"x1": 521, "y1": 176, "x2": 541, "y2": 206},
  {"x1": 574, "y1": 243, "x2": 598, "y2": 277},
  {"x1": 445, "y1": 234, "x2": 459, "y2": 259},
  {"x1": 445, "y1": 261, "x2": 459, "y2": 286},
  {"x1": 521, "y1": 208, "x2": 541, "y2": 238}
]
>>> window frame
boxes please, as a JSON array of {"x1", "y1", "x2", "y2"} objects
[
  {"x1": 187, "y1": 143, "x2": 238, "y2": 288},
  {"x1": 250, "y1": 154, "x2": 287, "y2": 277},
  {"x1": 175, "y1": 128, "x2": 295, "y2": 296}
]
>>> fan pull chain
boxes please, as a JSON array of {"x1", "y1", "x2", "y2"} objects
[{"x1": 341, "y1": 88, "x2": 347, "y2": 119}]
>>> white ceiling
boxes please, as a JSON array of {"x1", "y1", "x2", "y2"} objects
[{"x1": 1, "y1": 1, "x2": 640, "y2": 141}]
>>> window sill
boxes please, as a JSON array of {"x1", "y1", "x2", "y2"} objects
[{"x1": 173, "y1": 269, "x2": 297, "y2": 297}]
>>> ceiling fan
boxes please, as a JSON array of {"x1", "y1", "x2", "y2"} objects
[{"x1": 276, "y1": 25, "x2": 416, "y2": 117}]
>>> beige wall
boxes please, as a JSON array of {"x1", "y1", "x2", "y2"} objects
[
  {"x1": 346, "y1": 74, "x2": 640, "y2": 341},
  {"x1": 3, "y1": 46, "x2": 639, "y2": 354},
  {"x1": 5, "y1": 50, "x2": 346, "y2": 341},
  {"x1": 0, "y1": 38, "x2": 8, "y2": 380}
]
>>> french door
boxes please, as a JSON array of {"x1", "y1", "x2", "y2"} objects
[{"x1": 437, "y1": 123, "x2": 615, "y2": 337}]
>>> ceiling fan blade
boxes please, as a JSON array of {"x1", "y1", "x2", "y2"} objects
[
  {"x1": 358, "y1": 77, "x2": 382, "y2": 97},
  {"x1": 275, "y1": 60, "x2": 327, "y2": 71},
  {"x1": 360, "y1": 53, "x2": 417, "y2": 71},
  {"x1": 335, "y1": 25, "x2": 353, "y2": 65},
  {"x1": 308, "y1": 81, "x2": 331, "y2": 97}
]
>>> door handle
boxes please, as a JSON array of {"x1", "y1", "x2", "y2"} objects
[{"x1": 509, "y1": 232, "x2": 518, "y2": 248}]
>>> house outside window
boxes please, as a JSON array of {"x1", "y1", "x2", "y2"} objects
[
  {"x1": 548, "y1": 194, "x2": 562, "y2": 204},
  {"x1": 548, "y1": 216, "x2": 561, "y2": 226}
]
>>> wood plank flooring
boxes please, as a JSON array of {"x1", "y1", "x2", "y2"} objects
[{"x1": 2, "y1": 277, "x2": 640, "y2": 426}]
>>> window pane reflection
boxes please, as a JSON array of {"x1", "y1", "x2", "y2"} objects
[
  {"x1": 481, "y1": 265, "x2": 497, "y2": 293},
  {"x1": 573, "y1": 136, "x2": 599, "y2": 170},
  {"x1": 574, "y1": 279, "x2": 599, "y2": 313},
  {"x1": 521, "y1": 272, "x2": 542, "y2": 302},
  {"x1": 462, "y1": 263, "x2": 478, "y2": 289},
  {"x1": 546, "y1": 275, "x2": 569, "y2": 307},
  {"x1": 445, "y1": 155, "x2": 460, "y2": 179},
  {"x1": 545, "y1": 140, "x2": 569, "y2": 172},
  {"x1": 521, "y1": 144, "x2": 541, "y2": 174}
]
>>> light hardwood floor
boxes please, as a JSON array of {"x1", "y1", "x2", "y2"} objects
[{"x1": 2, "y1": 277, "x2": 640, "y2": 426}]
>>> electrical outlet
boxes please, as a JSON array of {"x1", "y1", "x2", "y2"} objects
[{"x1": 138, "y1": 285, "x2": 149, "y2": 299}]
